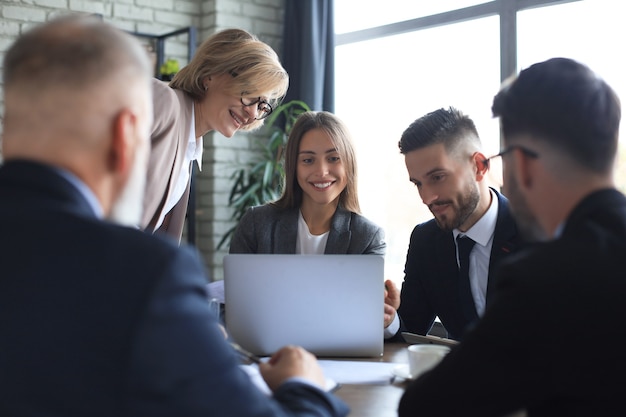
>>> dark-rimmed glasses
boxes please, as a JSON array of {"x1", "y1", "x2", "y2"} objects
[
  {"x1": 480, "y1": 145, "x2": 539, "y2": 188},
  {"x1": 240, "y1": 96, "x2": 273, "y2": 120},
  {"x1": 483, "y1": 145, "x2": 539, "y2": 168}
]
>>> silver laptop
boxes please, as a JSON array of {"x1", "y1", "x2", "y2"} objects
[{"x1": 223, "y1": 254, "x2": 384, "y2": 358}]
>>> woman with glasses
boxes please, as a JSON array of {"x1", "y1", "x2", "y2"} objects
[
  {"x1": 142, "y1": 28, "x2": 288, "y2": 242},
  {"x1": 229, "y1": 111, "x2": 386, "y2": 256}
]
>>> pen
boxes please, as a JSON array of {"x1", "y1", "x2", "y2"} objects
[{"x1": 230, "y1": 341, "x2": 262, "y2": 364}]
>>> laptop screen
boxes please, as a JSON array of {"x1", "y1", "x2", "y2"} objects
[{"x1": 223, "y1": 254, "x2": 385, "y2": 357}]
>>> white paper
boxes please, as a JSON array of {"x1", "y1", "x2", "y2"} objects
[{"x1": 317, "y1": 360, "x2": 399, "y2": 385}]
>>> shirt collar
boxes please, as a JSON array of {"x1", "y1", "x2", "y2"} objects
[
  {"x1": 53, "y1": 167, "x2": 104, "y2": 218},
  {"x1": 553, "y1": 221, "x2": 565, "y2": 238},
  {"x1": 453, "y1": 188, "x2": 499, "y2": 247},
  {"x1": 188, "y1": 102, "x2": 203, "y2": 171}
]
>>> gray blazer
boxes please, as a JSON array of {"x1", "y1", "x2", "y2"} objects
[{"x1": 229, "y1": 204, "x2": 386, "y2": 255}]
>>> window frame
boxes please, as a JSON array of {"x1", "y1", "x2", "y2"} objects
[{"x1": 336, "y1": 0, "x2": 580, "y2": 84}]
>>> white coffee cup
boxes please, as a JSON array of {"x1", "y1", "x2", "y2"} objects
[{"x1": 407, "y1": 344, "x2": 451, "y2": 378}]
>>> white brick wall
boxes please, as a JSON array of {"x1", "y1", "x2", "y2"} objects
[{"x1": 0, "y1": 0, "x2": 286, "y2": 281}]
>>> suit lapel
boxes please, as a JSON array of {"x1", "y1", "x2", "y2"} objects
[
  {"x1": 486, "y1": 189, "x2": 519, "y2": 302},
  {"x1": 325, "y1": 208, "x2": 351, "y2": 254},
  {"x1": 149, "y1": 87, "x2": 194, "y2": 230},
  {"x1": 437, "y1": 230, "x2": 460, "y2": 303},
  {"x1": 274, "y1": 208, "x2": 299, "y2": 253}
]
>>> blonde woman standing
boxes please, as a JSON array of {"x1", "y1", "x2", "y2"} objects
[{"x1": 143, "y1": 29, "x2": 289, "y2": 242}]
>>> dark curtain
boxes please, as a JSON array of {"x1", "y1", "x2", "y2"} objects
[{"x1": 282, "y1": 0, "x2": 335, "y2": 112}]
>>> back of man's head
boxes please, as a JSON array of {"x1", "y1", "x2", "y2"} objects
[
  {"x1": 2, "y1": 14, "x2": 152, "y2": 162},
  {"x1": 1, "y1": 15, "x2": 153, "y2": 223},
  {"x1": 398, "y1": 106, "x2": 482, "y2": 157},
  {"x1": 492, "y1": 57, "x2": 621, "y2": 175}
]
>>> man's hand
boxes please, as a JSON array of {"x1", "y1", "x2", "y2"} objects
[
  {"x1": 384, "y1": 279, "x2": 400, "y2": 328},
  {"x1": 259, "y1": 345, "x2": 325, "y2": 392},
  {"x1": 384, "y1": 303, "x2": 397, "y2": 328},
  {"x1": 384, "y1": 279, "x2": 400, "y2": 309}
]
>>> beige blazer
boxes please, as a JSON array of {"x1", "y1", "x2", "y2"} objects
[{"x1": 141, "y1": 78, "x2": 194, "y2": 243}]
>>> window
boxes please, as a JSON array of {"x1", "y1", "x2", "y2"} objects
[
  {"x1": 335, "y1": 0, "x2": 488, "y2": 33},
  {"x1": 517, "y1": 0, "x2": 626, "y2": 190},
  {"x1": 335, "y1": 0, "x2": 625, "y2": 284}
]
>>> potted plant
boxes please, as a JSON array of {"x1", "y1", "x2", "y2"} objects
[
  {"x1": 217, "y1": 99, "x2": 311, "y2": 250},
  {"x1": 159, "y1": 58, "x2": 179, "y2": 81}
]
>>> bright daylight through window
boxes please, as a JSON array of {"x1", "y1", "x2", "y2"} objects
[{"x1": 334, "y1": 0, "x2": 626, "y2": 284}]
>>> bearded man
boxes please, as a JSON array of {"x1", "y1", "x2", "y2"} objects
[{"x1": 384, "y1": 107, "x2": 523, "y2": 341}]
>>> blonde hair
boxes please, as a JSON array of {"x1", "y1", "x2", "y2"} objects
[
  {"x1": 273, "y1": 111, "x2": 361, "y2": 213},
  {"x1": 169, "y1": 28, "x2": 289, "y2": 131}
]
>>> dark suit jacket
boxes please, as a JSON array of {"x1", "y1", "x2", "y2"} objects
[
  {"x1": 399, "y1": 189, "x2": 626, "y2": 417},
  {"x1": 229, "y1": 204, "x2": 386, "y2": 255},
  {"x1": 396, "y1": 189, "x2": 521, "y2": 341},
  {"x1": 0, "y1": 161, "x2": 348, "y2": 417}
]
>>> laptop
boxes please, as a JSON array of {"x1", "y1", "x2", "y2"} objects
[{"x1": 223, "y1": 254, "x2": 384, "y2": 358}]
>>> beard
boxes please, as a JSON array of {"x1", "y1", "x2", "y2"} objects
[
  {"x1": 505, "y1": 170, "x2": 547, "y2": 242},
  {"x1": 431, "y1": 180, "x2": 480, "y2": 232},
  {"x1": 108, "y1": 145, "x2": 147, "y2": 227}
]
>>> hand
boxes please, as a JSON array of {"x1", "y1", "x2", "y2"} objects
[
  {"x1": 384, "y1": 279, "x2": 400, "y2": 328},
  {"x1": 384, "y1": 303, "x2": 397, "y2": 328},
  {"x1": 259, "y1": 345, "x2": 325, "y2": 392},
  {"x1": 384, "y1": 279, "x2": 400, "y2": 310}
]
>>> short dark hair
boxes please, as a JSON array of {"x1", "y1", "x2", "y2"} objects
[
  {"x1": 492, "y1": 57, "x2": 621, "y2": 175},
  {"x1": 398, "y1": 107, "x2": 481, "y2": 155}
]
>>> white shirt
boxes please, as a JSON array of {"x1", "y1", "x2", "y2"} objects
[
  {"x1": 158, "y1": 103, "x2": 203, "y2": 229},
  {"x1": 384, "y1": 189, "x2": 499, "y2": 338},
  {"x1": 296, "y1": 211, "x2": 329, "y2": 254},
  {"x1": 452, "y1": 188, "x2": 499, "y2": 317}
]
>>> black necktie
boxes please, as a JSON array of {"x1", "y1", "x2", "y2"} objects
[{"x1": 457, "y1": 235, "x2": 478, "y2": 322}]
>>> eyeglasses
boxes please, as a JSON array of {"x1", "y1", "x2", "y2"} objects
[
  {"x1": 240, "y1": 96, "x2": 273, "y2": 120},
  {"x1": 483, "y1": 145, "x2": 539, "y2": 168},
  {"x1": 482, "y1": 145, "x2": 539, "y2": 187}
]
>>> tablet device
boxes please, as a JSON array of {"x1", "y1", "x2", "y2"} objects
[{"x1": 401, "y1": 332, "x2": 459, "y2": 347}]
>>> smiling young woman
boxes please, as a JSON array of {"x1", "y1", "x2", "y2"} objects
[{"x1": 229, "y1": 111, "x2": 386, "y2": 256}]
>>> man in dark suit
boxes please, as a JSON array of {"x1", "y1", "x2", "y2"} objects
[
  {"x1": 384, "y1": 107, "x2": 522, "y2": 341},
  {"x1": 0, "y1": 15, "x2": 348, "y2": 417},
  {"x1": 399, "y1": 57, "x2": 626, "y2": 416}
]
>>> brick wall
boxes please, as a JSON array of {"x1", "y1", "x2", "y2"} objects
[{"x1": 0, "y1": 0, "x2": 286, "y2": 280}]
